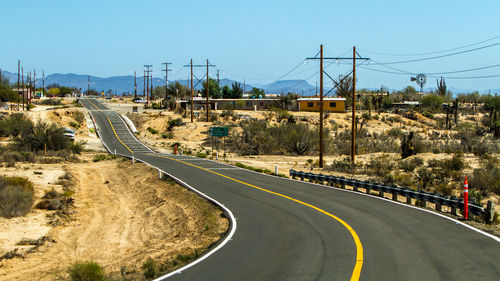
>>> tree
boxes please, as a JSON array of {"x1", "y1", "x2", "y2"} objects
[
  {"x1": 231, "y1": 82, "x2": 243, "y2": 98},
  {"x1": 248, "y1": 88, "x2": 265, "y2": 99},
  {"x1": 0, "y1": 75, "x2": 17, "y2": 102},
  {"x1": 437, "y1": 77, "x2": 446, "y2": 96},
  {"x1": 420, "y1": 94, "x2": 444, "y2": 109},
  {"x1": 201, "y1": 78, "x2": 221, "y2": 98},
  {"x1": 222, "y1": 85, "x2": 233, "y2": 99},
  {"x1": 336, "y1": 75, "x2": 353, "y2": 106}
]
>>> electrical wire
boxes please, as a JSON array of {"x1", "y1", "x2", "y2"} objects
[
  {"x1": 358, "y1": 34, "x2": 500, "y2": 57},
  {"x1": 371, "y1": 41, "x2": 500, "y2": 65}
]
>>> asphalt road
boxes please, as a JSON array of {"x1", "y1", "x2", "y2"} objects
[{"x1": 81, "y1": 98, "x2": 500, "y2": 281}]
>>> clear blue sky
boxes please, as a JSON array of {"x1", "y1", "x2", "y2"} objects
[{"x1": 2, "y1": 0, "x2": 500, "y2": 91}]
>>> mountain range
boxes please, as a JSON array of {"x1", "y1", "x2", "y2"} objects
[{"x1": 0, "y1": 70, "x2": 497, "y2": 96}]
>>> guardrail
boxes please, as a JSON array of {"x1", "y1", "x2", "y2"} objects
[{"x1": 289, "y1": 169, "x2": 495, "y2": 224}]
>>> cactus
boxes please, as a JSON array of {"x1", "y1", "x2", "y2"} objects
[{"x1": 401, "y1": 132, "x2": 415, "y2": 159}]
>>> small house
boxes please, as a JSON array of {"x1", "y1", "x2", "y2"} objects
[{"x1": 297, "y1": 97, "x2": 346, "y2": 113}]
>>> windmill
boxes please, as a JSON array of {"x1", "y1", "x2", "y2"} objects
[{"x1": 411, "y1": 73, "x2": 426, "y2": 94}]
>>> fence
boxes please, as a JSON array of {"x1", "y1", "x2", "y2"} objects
[{"x1": 289, "y1": 169, "x2": 495, "y2": 224}]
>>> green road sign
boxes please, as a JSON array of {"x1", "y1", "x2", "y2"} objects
[{"x1": 209, "y1": 126, "x2": 228, "y2": 137}]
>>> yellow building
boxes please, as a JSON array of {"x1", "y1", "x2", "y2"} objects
[{"x1": 297, "y1": 97, "x2": 346, "y2": 112}]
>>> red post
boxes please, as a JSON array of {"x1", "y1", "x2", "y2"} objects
[
  {"x1": 463, "y1": 176, "x2": 469, "y2": 220},
  {"x1": 174, "y1": 144, "x2": 177, "y2": 155}
]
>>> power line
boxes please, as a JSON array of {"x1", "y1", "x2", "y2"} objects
[
  {"x1": 359, "y1": 34, "x2": 500, "y2": 57},
  {"x1": 373, "y1": 41, "x2": 500, "y2": 65}
]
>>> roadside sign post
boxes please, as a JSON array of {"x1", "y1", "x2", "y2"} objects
[{"x1": 209, "y1": 127, "x2": 228, "y2": 160}]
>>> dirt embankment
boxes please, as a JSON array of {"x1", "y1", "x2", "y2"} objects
[{"x1": 0, "y1": 157, "x2": 228, "y2": 280}]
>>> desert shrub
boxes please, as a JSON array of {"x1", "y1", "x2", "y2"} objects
[
  {"x1": 270, "y1": 107, "x2": 292, "y2": 123},
  {"x1": 387, "y1": 128, "x2": 403, "y2": 138},
  {"x1": 420, "y1": 94, "x2": 444, "y2": 109},
  {"x1": 73, "y1": 111, "x2": 85, "y2": 124},
  {"x1": 142, "y1": 257, "x2": 157, "y2": 279},
  {"x1": 422, "y1": 111, "x2": 434, "y2": 119},
  {"x1": 469, "y1": 157, "x2": 500, "y2": 195},
  {"x1": 147, "y1": 127, "x2": 159, "y2": 134},
  {"x1": 330, "y1": 157, "x2": 358, "y2": 173},
  {"x1": 196, "y1": 152, "x2": 207, "y2": 158},
  {"x1": 167, "y1": 118, "x2": 182, "y2": 131},
  {"x1": 399, "y1": 157, "x2": 424, "y2": 172},
  {"x1": 0, "y1": 176, "x2": 34, "y2": 218},
  {"x1": 69, "y1": 121, "x2": 80, "y2": 129},
  {"x1": 40, "y1": 99, "x2": 62, "y2": 106},
  {"x1": 68, "y1": 261, "x2": 105, "y2": 281},
  {"x1": 93, "y1": 154, "x2": 108, "y2": 162},
  {"x1": 366, "y1": 154, "x2": 394, "y2": 178},
  {"x1": 162, "y1": 132, "x2": 174, "y2": 139},
  {"x1": 361, "y1": 112, "x2": 372, "y2": 120}
]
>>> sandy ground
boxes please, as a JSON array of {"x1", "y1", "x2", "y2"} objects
[{"x1": 0, "y1": 156, "x2": 228, "y2": 280}]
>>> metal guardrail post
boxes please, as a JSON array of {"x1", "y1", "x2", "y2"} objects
[{"x1": 485, "y1": 200, "x2": 495, "y2": 224}]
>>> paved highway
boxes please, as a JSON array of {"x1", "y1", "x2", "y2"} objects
[{"x1": 81, "y1": 98, "x2": 500, "y2": 281}]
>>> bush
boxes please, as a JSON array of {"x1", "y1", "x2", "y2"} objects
[
  {"x1": 68, "y1": 261, "x2": 105, "y2": 281},
  {"x1": 142, "y1": 257, "x2": 157, "y2": 279},
  {"x1": 93, "y1": 154, "x2": 108, "y2": 162},
  {"x1": 0, "y1": 176, "x2": 34, "y2": 218},
  {"x1": 162, "y1": 132, "x2": 174, "y2": 139},
  {"x1": 69, "y1": 121, "x2": 80, "y2": 129},
  {"x1": 147, "y1": 127, "x2": 159, "y2": 134},
  {"x1": 40, "y1": 99, "x2": 62, "y2": 106},
  {"x1": 362, "y1": 112, "x2": 372, "y2": 120},
  {"x1": 469, "y1": 157, "x2": 500, "y2": 195},
  {"x1": 167, "y1": 118, "x2": 183, "y2": 131},
  {"x1": 196, "y1": 152, "x2": 207, "y2": 158}
]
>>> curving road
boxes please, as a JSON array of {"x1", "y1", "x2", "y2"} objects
[{"x1": 81, "y1": 98, "x2": 500, "y2": 281}]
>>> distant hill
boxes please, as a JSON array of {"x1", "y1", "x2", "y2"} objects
[
  {"x1": 2, "y1": 69, "x2": 496, "y2": 95},
  {"x1": 264, "y1": 80, "x2": 316, "y2": 96}
]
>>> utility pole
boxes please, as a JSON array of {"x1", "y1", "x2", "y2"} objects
[
  {"x1": 42, "y1": 70, "x2": 45, "y2": 98},
  {"x1": 150, "y1": 71, "x2": 153, "y2": 101},
  {"x1": 17, "y1": 60, "x2": 20, "y2": 111},
  {"x1": 351, "y1": 46, "x2": 357, "y2": 162},
  {"x1": 32, "y1": 69, "x2": 36, "y2": 104},
  {"x1": 191, "y1": 60, "x2": 194, "y2": 122},
  {"x1": 217, "y1": 69, "x2": 220, "y2": 88},
  {"x1": 161, "y1": 61, "x2": 172, "y2": 101},
  {"x1": 27, "y1": 72, "x2": 31, "y2": 111},
  {"x1": 183, "y1": 60, "x2": 216, "y2": 122},
  {"x1": 134, "y1": 71, "x2": 137, "y2": 99},
  {"x1": 87, "y1": 75, "x2": 90, "y2": 96},
  {"x1": 306, "y1": 45, "x2": 369, "y2": 167},
  {"x1": 144, "y1": 65, "x2": 152, "y2": 105},
  {"x1": 244, "y1": 80, "x2": 246, "y2": 95},
  {"x1": 206, "y1": 59, "x2": 210, "y2": 122},
  {"x1": 21, "y1": 67, "x2": 24, "y2": 110},
  {"x1": 143, "y1": 71, "x2": 146, "y2": 97}
]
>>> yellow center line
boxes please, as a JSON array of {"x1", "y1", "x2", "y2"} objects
[
  {"x1": 156, "y1": 155, "x2": 363, "y2": 280},
  {"x1": 86, "y1": 99, "x2": 134, "y2": 154}
]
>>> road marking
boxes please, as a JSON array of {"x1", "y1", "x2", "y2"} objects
[
  {"x1": 156, "y1": 155, "x2": 364, "y2": 281},
  {"x1": 86, "y1": 99, "x2": 134, "y2": 154}
]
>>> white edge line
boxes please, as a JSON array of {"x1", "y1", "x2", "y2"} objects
[
  {"x1": 159, "y1": 154, "x2": 500, "y2": 243},
  {"x1": 83, "y1": 100, "x2": 238, "y2": 278},
  {"x1": 118, "y1": 154, "x2": 237, "y2": 280}
]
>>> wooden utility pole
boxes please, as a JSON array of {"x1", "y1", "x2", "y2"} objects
[
  {"x1": 351, "y1": 46, "x2": 357, "y2": 162},
  {"x1": 217, "y1": 69, "x2": 220, "y2": 88},
  {"x1": 17, "y1": 60, "x2": 20, "y2": 110},
  {"x1": 306, "y1": 45, "x2": 369, "y2": 167},
  {"x1": 22, "y1": 67, "x2": 24, "y2": 110},
  {"x1": 206, "y1": 59, "x2": 210, "y2": 122},
  {"x1": 42, "y1": 70, "x2": 45, "y2": 98},
  {"x1": 144, "y1": 65, "x2": 152, "y2": 105},
  {"x1": 183, "y1": 60, "x2": 216, "y2": 123},
  {"x1": 143, "y1": 71, "x2": 146, "y2": 97},
  {"x1": 319, "y1": 45, "x2": 324, "y2": 167},
  {"x1": 162, "y1": 61, "x2": 172, "y2": 101},
  {"x1": 134, "y1": 71, "x2": 137, "y2": 99},
  {"x1": 32, "y1": 69, "x2": 36, "y2": 104},
  {"x1": 87, "y1": 75, "x2": 90, "y2": 96},
  {"x1": 191, "y1": 59, "x2": 194, "y2": 122},
  {"x1": 27, "y1": 72, "x2": 31, "y2": 111}
]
